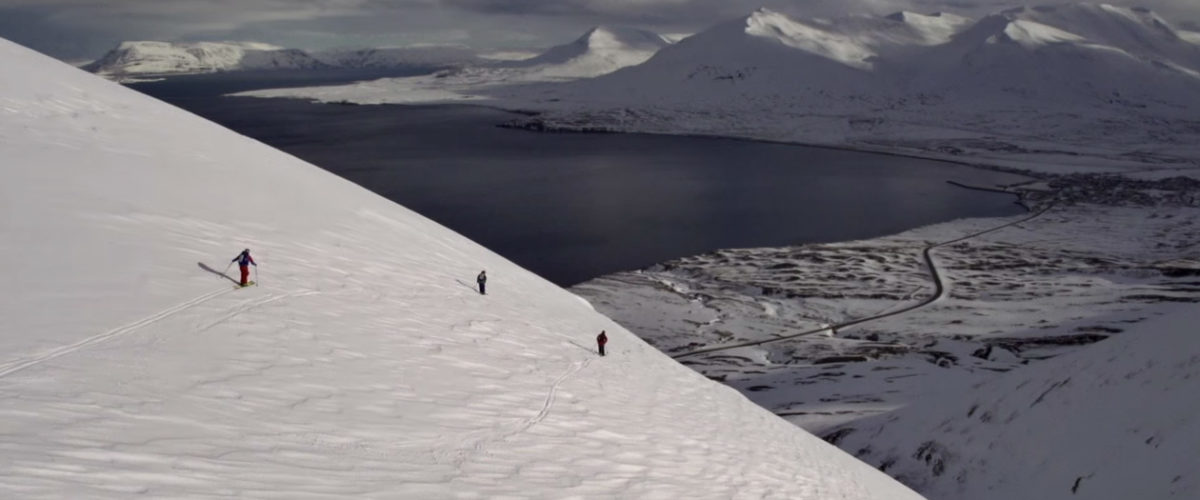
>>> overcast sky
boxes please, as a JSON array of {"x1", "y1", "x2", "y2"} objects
[{"x1": 2, "y1": 0, "x2": 1198, "y2": 61}]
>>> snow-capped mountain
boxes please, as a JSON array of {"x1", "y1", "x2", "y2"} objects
[
  {"x1": 550, "y1": 8, "x2": 966, "y2": 102},
  {"x1": 911, "y1": 4, "x2": 1200, "y2": 101},
  {"x1": 84, "y1": 41, "x2": 328, "y2": 78},
  {"x1": 557, "y1": 4, "x2": 1199, "y2": 106},
  {"x1": 830, "y1": 304, "x2": 1200, "y2": 500},
  {"x1": 0, "y1": 36, "x2": 923, "y2": 499},
  {"x1": 239, "y1": 25, "x2": 674, "y2": 103},
  {"x1": 460, "y1": 3, "x2": 1195, "y2": 171},
  {"x1": 501, "y1": 25, "x2": 672, "y2": 79}
]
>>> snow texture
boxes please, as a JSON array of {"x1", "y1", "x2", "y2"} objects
[
  {"x1": 0, "y1": 37, "x2": 922, "y2": 499},
  {"x1": 832, "y1": 304, "x2": 1200, "y2": 500}
]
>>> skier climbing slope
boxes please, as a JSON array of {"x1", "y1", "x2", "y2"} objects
[{"x1": 232, "y1": 248, "x2": 257, "y2": 287}]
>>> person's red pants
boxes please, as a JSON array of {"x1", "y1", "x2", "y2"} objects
[{"x1": 240, "y1": 265, "x2": 250, "y2": 286}]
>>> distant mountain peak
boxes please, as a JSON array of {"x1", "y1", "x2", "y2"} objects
[
  {"x1": 885, "y1": 11, "x2": 969, "y2": 24},
  {"x1": 506, "y1": 25, "x2": 671, "y2": 77},
  {"x1": 574, "y1": 25, "x2": 671, "y2": 50}
]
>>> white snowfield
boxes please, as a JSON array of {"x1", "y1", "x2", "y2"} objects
[
  {"x1": 833, "y1": 304, "x2": 1200, "y2": 500},
  {"x1": 0, "y1": 38, "x2": 923, "y2": 499}
]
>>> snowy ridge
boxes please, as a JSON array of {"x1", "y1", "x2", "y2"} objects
[
  {"x1": 84, "y1": 41, "x2": 328, "y2": 78},
  {"x1": 560, "y1": 3, "x2": 1200, "y2": 107},
  {"x1": 0, "y1": 37, "x2": 922, "y2": 499},
  {"x1": 831, "y1": 304, "x2": 1200, "y2": 500}
]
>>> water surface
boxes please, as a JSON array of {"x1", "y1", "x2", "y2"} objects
[{"x1": 131, "y1": 76, "x2": 1028, "y2": 285}]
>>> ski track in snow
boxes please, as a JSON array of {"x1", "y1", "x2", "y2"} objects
[
  {"x1": 0, "y1": 287, "x2": 235, "y2": 379},
  {"x1": 0, "y1": 285, "x2": 322, "y2": 380},
  {"x1": 193, "y1": 289, "x2": 321, "y2": 334},
  {"x1": 447, "y1": 356, "x2": 593, "y2": 470}
]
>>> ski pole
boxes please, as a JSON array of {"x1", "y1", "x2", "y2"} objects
[
  {"x1": 222, "y1": 261, "x2": 233, "y2": 276},
  {"x1": 254, "y1": 265, "x2": 259, "y2": 286}
]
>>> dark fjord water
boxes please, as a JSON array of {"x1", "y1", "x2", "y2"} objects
[{"x1": 131, "y1": 73, "x2": 1028, "y2": 286}]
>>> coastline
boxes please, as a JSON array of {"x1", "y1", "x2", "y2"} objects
[
  {"x1": 228, "y1": 90, "x2": 1200, "y2": 432},
  {"x1": 228, "y1": 77, "x2": 1200, "y2": 498}
]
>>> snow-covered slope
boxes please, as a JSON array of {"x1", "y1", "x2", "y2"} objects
[
  {"x1": 557, "y1": 4, "x2": 1198, "y2": 106},
  {"x1": 831, "y1": 304, "x2": 1200, "y2": 500},
  {"x1": 84, "y1": 41, "x2": 328, "y2": 78},
  {"x1": 912, "y1": 4, "x2": 1200, "y2": 101},
  {"x1": 539, "y1": 9, "x2": 924, "y2": 104},
  {"x1": 0, "y1": 37, "x2": 922, "y2": 499}
]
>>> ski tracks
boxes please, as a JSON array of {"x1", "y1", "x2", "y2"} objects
[
  {"x1": 0, "y1": 287, "x2": 233, "y2": 379},
  {"x1": 0, "y1": 286, "x2": 318, "y2": 379},
  {"x1": 194, "y1": 289, "x2": 319, "y2": 334},
  {"x1": 525, "y1": 357, "x2": 591, "y2": 433},
  {"x1": 449, "y1": 356, "x2": 592, "y2": 469}
]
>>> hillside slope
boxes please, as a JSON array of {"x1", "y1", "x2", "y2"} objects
[
  {"x1": 0, "y1": 37, "x2": 921, "y2": 499},
  {"x1": 831, "y1": 304, "x2": 1200, "y2": 500}
]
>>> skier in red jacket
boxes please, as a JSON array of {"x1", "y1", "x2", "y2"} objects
[
  {"x1": 596, "y1": 330, "x2": 608, "y2": 357},
  {"x1": 232, "y1": 248, "x2": 256, "y2": 287}
]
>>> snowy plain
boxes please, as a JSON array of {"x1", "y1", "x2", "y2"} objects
[{"x1": 0, "y1": 38, "x2": 924, "y2": 499}]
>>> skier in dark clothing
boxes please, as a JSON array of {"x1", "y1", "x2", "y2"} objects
[
  {"x1": 232, "y1": 249, "x2": 256, "y2": 287},
  {"x1": 476, "y1": 270, "x2": 487, "y2": 295},
  {"x1": 596, "y1": 330, "x2": 608, "y2": 356}
]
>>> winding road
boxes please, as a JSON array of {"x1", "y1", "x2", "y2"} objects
[{"x1": 672, "y1": 202, "x2": 1056, "y2": 360}]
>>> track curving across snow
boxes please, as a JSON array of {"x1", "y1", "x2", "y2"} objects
[
  {"x1": 672, "y1": 203, "x2": 1056, "y2": 360},
  {"x1": 0, "y1": 287, "x2": 235, "y2": 378},
  {"x1": 446, "y1": 356, "x2": 594, "y2": 469}
]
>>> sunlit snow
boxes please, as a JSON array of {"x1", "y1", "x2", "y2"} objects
[{"x1": 0, "y1": 37, "x2": 923, "y2": 499}]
